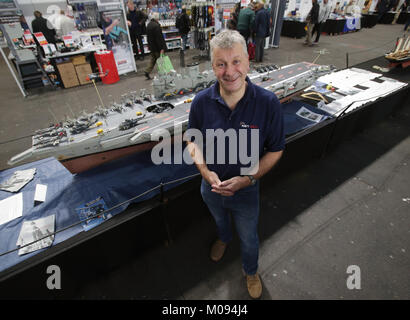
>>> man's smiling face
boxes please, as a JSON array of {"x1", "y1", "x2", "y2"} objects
[{"x1": 212, "y1": 42, "x2": 250, "y2": 96}]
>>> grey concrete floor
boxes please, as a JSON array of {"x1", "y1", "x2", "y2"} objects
[{"x1": 0, "y1": 23, "x2": 409, "y2": 299}]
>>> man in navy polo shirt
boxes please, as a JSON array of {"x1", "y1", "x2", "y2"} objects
[{"x1": 187, "y1": 29, "x2": 284, "y2": 299}]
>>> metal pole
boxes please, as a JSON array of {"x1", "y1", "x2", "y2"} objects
[
  {"x1": 270, "y1": 0, "x2": 279, "y2": 47},
  {"x1": 346, "y1": 52, "x2": 349, "y2": 69},
  {"x1": 180, "y1": 49, "x2": 185, "y2": 67},
  {"x1": 0, "y1": 46, "x2": 27, "y2": 98},
  {"x1": 121, "y1": 0, "x2": 137, "y2": 73}
]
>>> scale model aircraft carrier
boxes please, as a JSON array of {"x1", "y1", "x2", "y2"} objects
[{"x1": 8, "y1": 62, "x2": 334, "y2": 173}]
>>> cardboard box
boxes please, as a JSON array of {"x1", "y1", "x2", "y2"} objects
[
  {"x1": 71, "y1": 55, "x2": 87, "y2": 65},
  {"x1": 56, "y1": 62, "x2": 79, "y2": 88},
  {"x1": 75, "y1": 63, "x2": 92, "y2": 85}
]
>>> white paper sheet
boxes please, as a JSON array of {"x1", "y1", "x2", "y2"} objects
[
  {"x1": 34, "y1": 184, "x2": 47, "y2": 203},
  {"x1": 17, "y1": 214, "x2": 55, "y2": 255},
  {"x1": 296, "y1": 106, "x2": 324, "y2": 123},
  {"x1": 0, "y1": 168, "x2": 36, "y2": 192},
  {"x1": 0, "y1": 192, "x2": 23, "y2": 226},
  {"x1": 317, "y1": 68, "x2": 408, "y2": 117}
]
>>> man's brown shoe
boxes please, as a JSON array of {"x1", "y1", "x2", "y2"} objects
[
  {"x1": 246, "y1": 273, "x2": 262, "y2": 299},
  {"x1": 210, "y1": 239, "x2": 227, "y2": 262}
]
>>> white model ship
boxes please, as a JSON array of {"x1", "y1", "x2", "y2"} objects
[{"x1": 9, "y1": 62, "x2": 334, "y2": 174}]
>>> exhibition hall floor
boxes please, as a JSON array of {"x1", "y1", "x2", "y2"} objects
[{"x1": 0, "y1": 23, "x2": 409, "y2": 299}]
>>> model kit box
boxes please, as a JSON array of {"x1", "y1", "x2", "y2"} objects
[
  {"x1": 56, "y1": 62, "x2": 79, "y2": 88},
  {"x1": 71, "y1": 55, "x2": 87, "y2": 65},
  {"x1": 75, "y1": 63, "x2": 92, "y2": 85}
]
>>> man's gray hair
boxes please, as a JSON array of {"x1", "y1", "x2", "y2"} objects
[
  {"x1": 151, "y1": 12, "x2": 159, "y2": 20},
  {"x1": 210, "y1": 30, "x2": 248, "y2": 63}
]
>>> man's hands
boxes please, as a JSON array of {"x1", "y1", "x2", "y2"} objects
[{"x1": 206, "y1": 173, "x2": 251, "y2": 197}]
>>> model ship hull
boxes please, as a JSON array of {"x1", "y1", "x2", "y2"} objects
[
  {"x1": 9, "y1": 62, "x2": 334, "y2": 174},
  {"x1": 59, "y1": 140, "x2": 159, "y2": 173}
]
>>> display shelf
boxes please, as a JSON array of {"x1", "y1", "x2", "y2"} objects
[
  {"x1": 165, "y1": 36, "x2": 181, "y2": 41},
  {"x1": 0, "y1": 23, "x2": 56, "y2": 94},
  {"x1": 163, "y1": 29, "x2": 179, "y2": 33},
  {"x1": 140, "y1": 16, "x2": 194, "y2": 53}
]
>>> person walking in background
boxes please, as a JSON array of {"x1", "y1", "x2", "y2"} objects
[
  {"x1": 392, "y1": 0, "x2": 402, "y2": 24},
  {"x1": 253, "y1": 1, "x2": 270, "y2": 62},
  {"x1": 333, "y1": 1, "x2": 343, "y2": 14},
  {"x1": 304, "y1": 0, "x2": 319, "y2": 47},
  {"x1": 52, "y1": 10, "x2": 76, "y2": 37},
  {"x1": 402, "y1": 0, "x2": 410, "y2": 31},
  {"x1": 377, "y1": 0, "x2": 390, "y2": 22},
  {"x1": 144, "y1": 12, "x2": 167, "y2": 80},
  {"x1": 31, "y1": 10, "x2": 56, "y2": 44},
  {"x1": 176, "y1": 5, "x2": 191, "y2": 51},
  {"x1": 362, "y1": 0, "x2": 373, "y2": 14},
  {"x1": 127, "y1": 0, "x2": 147, "y2": 60},
  {"x1": 312, "y1": 0, "x2": 331, "y2": 45},
  {"x1": 229, "y1": 2, "x2": 242, "y2": 30},
  {"x1": 236, "y1": 2, "x2": 255, "y2": 42}
]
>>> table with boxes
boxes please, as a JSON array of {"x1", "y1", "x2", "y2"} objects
[{"x1": 55, "y1": 54, "x2": 93, "y2": 89}]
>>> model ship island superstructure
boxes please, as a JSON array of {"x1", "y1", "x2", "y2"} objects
[{"x1": 9, "y1": 62, "x2": 334, "y2": 174}]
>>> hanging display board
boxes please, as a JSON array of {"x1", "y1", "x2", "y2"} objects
[
  {"x1": 215, "y1": 0, "x2": 237, "y2": 33},
  {"x1": 97, "y1": 0, "x2": 136, "y2": 75}
]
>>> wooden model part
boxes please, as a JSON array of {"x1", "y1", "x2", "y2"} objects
[{"x1": 301, "y1": 91, "x2": 329, "y2": 104}]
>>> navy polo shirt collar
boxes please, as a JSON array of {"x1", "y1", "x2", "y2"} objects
[{"x1": 210, "y1": 76, "x2": 256, "y2": 107}]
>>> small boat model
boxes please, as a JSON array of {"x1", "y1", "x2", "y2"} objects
[{"x1": 385, "y1": 35, "x2": 410, "y2": 63}]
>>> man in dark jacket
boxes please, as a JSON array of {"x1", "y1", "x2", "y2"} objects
[
  {"x1": 377, "y1": 0, "x2": 390, "y2": 21},
  {"x1": 31, "y1": 10, "x2": 56, "y2": 44},
  {"x1": 403, "y1": 0, "x2": 410, "y2": 31},
  {"x1": 253, "y1": 1, "x2": 270, "y2": 62},
  {"x1": 176, "y1": 6, "x2": 190, "y2": 51},
  {"x1": 127, "y1": 1, "x2": 147, "y2": 60},
  {"x1": 237, "y1": 2, "x2": 255, "y2": 43},
  {"x1": 304, "y1": 0, "x2": 319, "y2": 46},
  {"x1": 144, "y1": 12, "x2": 167, "y2": 80}
]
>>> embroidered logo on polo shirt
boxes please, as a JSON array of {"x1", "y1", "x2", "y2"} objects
[{"x1": 240, "y1": 122, "x2": 259, "y2": 129}]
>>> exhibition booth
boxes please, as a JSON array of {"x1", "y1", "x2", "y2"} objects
[
  {"x1": 281, "y1": 0, "x2": 410, "y2": 39},
  {"x1": 0, "y1": 0, "x2": 218, "y2": 96}
]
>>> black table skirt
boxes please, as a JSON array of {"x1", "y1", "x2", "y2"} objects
[
  {"x1": 362, "y1": 13, "x2": 378, "y2": 28},
  {"x1": 322, "y1": 19, "x2": 346, "y2": 34},
  {"x1": 281, "y1": 20, "x2": 306, "y2": 38},
  {"x1": 397, "y1": 11, "x2": 410, "y2": 24},
  {"x1": 379, "y1": 11, "x2": 395, "y2": 24}
]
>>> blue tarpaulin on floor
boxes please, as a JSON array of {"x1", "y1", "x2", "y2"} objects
[
  {"x1": 0, "y1": 148, "x2": 199, "y2": 273},
  {"x1": 282, "y1": 100, "x2": 333, "y2": 136}
]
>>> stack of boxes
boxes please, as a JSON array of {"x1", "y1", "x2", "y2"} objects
[
  {"x1": 72, "y1": 55, "x2": 92, "y2": 86},
  {"x1": 56, "y1": 54, "x2": 93, "y2": 88},
  {"x1": 56, "y1": 61, "x2": 78, "y2": 88}
]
